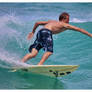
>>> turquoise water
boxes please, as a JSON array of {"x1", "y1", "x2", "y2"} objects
[{"x1": 0, "y1": 3, "x2": 92, "y2": 89}]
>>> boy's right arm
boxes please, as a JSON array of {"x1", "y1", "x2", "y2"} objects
[{"x1": 64, "y1": 23, "x2": 92, "y2": 37}]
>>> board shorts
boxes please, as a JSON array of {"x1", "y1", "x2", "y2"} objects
[{"x1": 29, "y1": 28, "x2": 53, "y2": 53}]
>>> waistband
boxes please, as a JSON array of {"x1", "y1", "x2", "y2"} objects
[{"x1": 39, "y1": 28, "x2": 52, "y2": 33}]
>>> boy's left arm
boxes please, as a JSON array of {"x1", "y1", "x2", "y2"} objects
[
  {"x1": 32, "y1": 21, "x2": 49, "y2": 33},
  {"x1": 27, "y1": 21, "x2": 49, "y2": 40}
]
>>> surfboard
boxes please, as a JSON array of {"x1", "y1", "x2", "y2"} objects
[{"x1": 11, "y1": 65, "x2": 79, "y2": 77}]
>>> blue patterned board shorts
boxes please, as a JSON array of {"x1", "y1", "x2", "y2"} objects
[{"x1": 29, "y1": 28, "x2": 53, "y2": 53}]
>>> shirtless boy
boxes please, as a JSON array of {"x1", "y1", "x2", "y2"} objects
[{"x1": 21, "y1": 12, "x2": 92, "y2": 65}]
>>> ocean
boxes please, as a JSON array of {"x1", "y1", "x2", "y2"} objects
[{"x1": 0, "y1": 3, "x2": 92, "y2": 89}]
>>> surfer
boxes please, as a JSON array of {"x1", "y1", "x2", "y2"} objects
[{"x1": 21, "y1": 12, "x2": 92, "y2": 65}]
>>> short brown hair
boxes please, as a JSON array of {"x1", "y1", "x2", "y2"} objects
[{"x1": 59, "y1": 12, "x2": 69, "y2": 21}]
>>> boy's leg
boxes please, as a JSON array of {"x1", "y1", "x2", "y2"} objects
[
  {"x1": 21, "y1": 48, "x2": 38, "y2": 63},
  {"x1": 37, "y1": 52, "x2": 53, "y2": 65}
]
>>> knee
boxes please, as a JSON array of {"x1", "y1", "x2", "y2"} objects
[
  {"x1": 48, "y1": 52, "x2": 53, "y2": 56},
  {"x1": 30, "y1": 49, "x2": 38, "y2": 58},
  {"x1": 31, "y1": 53, "x2": 37, "y2": 58}
]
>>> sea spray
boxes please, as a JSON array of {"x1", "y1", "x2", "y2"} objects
[{"x1": 0, "y1": 49, "x2": 31, "y2": 69}]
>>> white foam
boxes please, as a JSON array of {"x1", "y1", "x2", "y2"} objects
[
  {"x1": 0, "y1": 49, "x2": 31, "y2": 69},
  {"x1": 0, "y1": 13, "x2": 32, "y2": 69},
  {"x1": 0, "y1": 13, "x2": 26, "y2": 49},
  {"x1": 0, "y1": 13, "x2": 23, "y2": 28},
  {"x1": 71, "y1": 18, "x2": 86, "y2": 23}
]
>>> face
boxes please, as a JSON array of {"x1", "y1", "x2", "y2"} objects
[{"x1": 64, "y1": 16, "x2": 69, "y2": 23}]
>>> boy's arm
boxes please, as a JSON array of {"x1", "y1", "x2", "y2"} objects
[
  {"x1": 27, "y1": 21, "x2": 49, "y2": 40},
  {"x1": 32, "y1": 21, "x2": 49, "y2": 33},
  {"x1": 64, "y1": 23, "x2": 92, "y2": 37}
]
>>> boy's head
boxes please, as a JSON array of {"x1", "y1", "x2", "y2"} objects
[{"x1": 59, "y1": 12, "x2": 69, "y2": 23}]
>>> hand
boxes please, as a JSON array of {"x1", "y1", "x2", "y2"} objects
[
  {"x1": 90, "y1": 34, "x2": 92, "y2": 37},
  {"x1": 27, "y1": 32, "x2": 34, "y2": 40},
  {"x1": 89, "y1": 34, "x2": 92, "y2": 38}
]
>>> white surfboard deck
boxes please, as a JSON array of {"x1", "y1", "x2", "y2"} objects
[{"x1": 11, "y1": 65, "x2": 79, "y2": 77}]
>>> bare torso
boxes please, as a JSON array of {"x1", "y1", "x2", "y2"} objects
[{"x1": 44, "y1": 20, "x2": 67, "y2": 34}]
